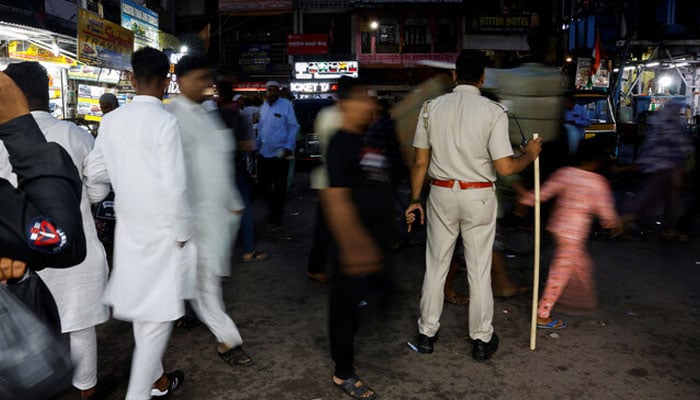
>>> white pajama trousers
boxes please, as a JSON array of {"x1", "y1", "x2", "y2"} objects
[
  {"x1": 69, "y1": 327, "x2": 98, "y2": 390},
  {"x1": 417, "y1": 184, "x2": 497, "y2": 342},
  {"x1": 191, "y1": 263, "x2": 243, "y2": 349},
  {"x1": 125, "y1": 321, "x2": 173, "y2": 400}
]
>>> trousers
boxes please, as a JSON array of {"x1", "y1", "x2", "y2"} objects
[
  {"x1": 125, "y1": 321, "x2": 173, "y2": 400},
  {"x1": 418, "y1": 184, "x2": 497, "y2": 342},
  {"x1": 257, "y1": 156, "x2": 290, "y2": 225},
  {"x1": 69, "y1": 327, "x2": 98, "y2": 390},
  {"x1": 191, "y1": 263, "x2": 243, "y2": 349}
]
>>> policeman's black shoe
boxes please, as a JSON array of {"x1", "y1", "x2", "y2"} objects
[
  {"x1": 407, "y1": 333, "x2": 437, "y2": 354},
  {"x1": 472, "y1": 332, "x2": 499, "y2": 362}
]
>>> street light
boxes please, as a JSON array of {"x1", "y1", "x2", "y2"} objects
[
  {"x1": 180, "y1": 45, "x2": 188, "y2": 54},
  {"x1": 370, "y1": 20, "x2": 379, "y2": 30},
  {"x1": 659, "y1": 75, "x2": 672, "y2": 87}
]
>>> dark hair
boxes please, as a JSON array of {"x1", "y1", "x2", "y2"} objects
[
  {"x1": 216, "y1": 79, "x2": 234, "y2": 102},
  {"x1": 131, "y1": 47, "x2": 169, "y2": 84},
  {"x1": 4, "y1": 61, "x2": 49, "y2": 110},
  {"x1": 175, "y1": 55, "x2": 209, "y2": 78},
  {"x1": 455, "y1": 51, "x2": 490, "y2": 84},
  {"x1": 336, "y1": 76, "x2": 366, "y2": 100}
]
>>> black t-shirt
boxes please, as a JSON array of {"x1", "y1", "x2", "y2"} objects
[{"x1": 326, "y1": 130, "x2": 394, "y2": 249}]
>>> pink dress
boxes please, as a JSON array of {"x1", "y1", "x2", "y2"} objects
[{"x1": 522, "y1": 167, "x2": 620, "y2": 318}]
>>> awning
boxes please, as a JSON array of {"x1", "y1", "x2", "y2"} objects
[{"x1": 0, "y1": 21, "x2": 77, "y2": 60}]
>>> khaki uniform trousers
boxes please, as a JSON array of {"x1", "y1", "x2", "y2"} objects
[{"x1": 418, "y1": 183, "x2": 497, "y2": 342}]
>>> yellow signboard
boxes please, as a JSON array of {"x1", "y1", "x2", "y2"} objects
[
  {"x1": 78, "y1": 9, "x2": 134, "y2": 70},
  {"x1": 8, "y1": 41, "x2": 76, "y2": 66}
]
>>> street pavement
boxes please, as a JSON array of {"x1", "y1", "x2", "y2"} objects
[{"x1": 59, "y1": 170, "x2": 699, "y2": 400}]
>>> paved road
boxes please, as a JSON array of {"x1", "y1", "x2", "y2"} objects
[{"x1": 59, "y1": 170, "x2": 699, "y2": 400}]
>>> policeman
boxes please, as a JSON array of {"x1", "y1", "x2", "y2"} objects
[{"x1": 405, "y1": 52, "x2": 542, "y2": 361}]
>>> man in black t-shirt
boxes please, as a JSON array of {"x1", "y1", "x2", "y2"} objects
[{"x1": 321, "y1": 77, "x2": 392, "y2": 400}]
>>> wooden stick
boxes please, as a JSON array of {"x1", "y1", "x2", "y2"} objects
[{"x1": 530, "y1": 133, "x2": 541, "y2": 351}]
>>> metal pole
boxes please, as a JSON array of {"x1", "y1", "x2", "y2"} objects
[{"x1": 529, "y1": 132, "x2": 541, "y2": 351}]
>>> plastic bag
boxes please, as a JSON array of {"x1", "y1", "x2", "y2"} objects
[{"x1": 0, "y1": 282, "x2": 73, "y2": 400}]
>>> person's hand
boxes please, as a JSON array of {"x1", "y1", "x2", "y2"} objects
[
  {"x1": 238, "y1": 140, "x2": 255, "y2": 152},
  {"x1": 0, "y1": 72, "x2": 30, "y2": 125},
  {"x1": 339, "y1": 243, "x2": 384, "y2": 277},
  {"x1": 405, "y1": 203, "x2": 425, "y2": 233},
  {"x1": 521, "y1": 137, "x2": 543, "y2": 161},
  {"x1": 0, "y1": 258, "x2": 27, "y2": 283}
]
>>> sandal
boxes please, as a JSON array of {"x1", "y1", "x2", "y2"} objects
[
  {"x1": 307, "y1": 272, "x2": 331, "y2": 284},
  {"x1": 334, "y1": 375, "x2": 377, "y2": 400},
  {"x1": 218, "y1": 346, "x2": 253, "y2": 367},
  {"x1": 241, "y1": 251, "x2": 269, "y2": 263},
  {"x1": 537, "y1": 317, "x2": 568, "y2": 330},
  {"x1": 444, "y1": 292, "x2": 469, "y2": 306}
]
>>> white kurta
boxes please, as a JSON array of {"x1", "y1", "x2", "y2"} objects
[
  {"x1": 0, "y1": 111, "x2": 110, "y2": 332},
  {"x1": 84, "y1": 96, "x2": 194, "y2": 322},
  {"x1": 167, "y1": 96, "x2": 243, "y2": 277}
]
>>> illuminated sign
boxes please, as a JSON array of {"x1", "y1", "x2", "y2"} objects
[
  {"x1": 290, "y1": 81, "x2": 338, "y2": 94},
  {"x1": 294, "y1": 61, "x2": 358, "y2": 80}
]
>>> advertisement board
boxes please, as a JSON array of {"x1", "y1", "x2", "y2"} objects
[
  {"x1": 294, "y1": 61, "x2": 358, "y2": 80},
  {"x1": 121, "y1": 0, "x2": 159, "y2": 49},
  {"x1": 78, "y1": 9, "x2": 134, "y2": 70},
  {"x1": 287, "y1": 34, "x2": 328, "y2": 55},
  {"x1": 239, "y1": 44, "x2": 271, "y2": 73},
  {"x1": 77, "y1": 84, "x2": 119, "y2": 121},
  {"x1": 8, "y1": 41, "x2": 75, "y2": 66},
  {"x1": 68, "y1": 65, "x2": 121, "y2": 84}
]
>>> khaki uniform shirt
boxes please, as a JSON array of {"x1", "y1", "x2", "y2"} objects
[{"x1": 413, "y1": 85, "x2": 513, "y2": 183}]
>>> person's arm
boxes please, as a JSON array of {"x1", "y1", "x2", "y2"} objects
[
  {"x1": 493, "y1": 139, "x2": 542, "y2": 177},
  {"x1": 158, "y1": 118, "x2": 191, "y2": 245},
  {"x1": 0, "y1": 72, "x2": 86, "y2": 267},
  {"x1": 595, "y1": 179, "x2": 622, "y2": 235},
  {"x1": 405, "y1": 147, "x2": 430, "y2": 230},
  {"x1": 520, "y1": 169, "x2": 565, "y2": 206},
  {"x1": 284, "y1": 101, "x2": 300, "y2": 155}
]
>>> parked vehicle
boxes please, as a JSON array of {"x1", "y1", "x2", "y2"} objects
[{"x1": 293, "y1": 98, "x2": 334, "y2": 161}]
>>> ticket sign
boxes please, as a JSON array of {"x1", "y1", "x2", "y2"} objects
[
  {"x1": 294, "y1": 61, "x2": 358, "y2": 80},
  {"x1": 78, "y1": 9, "x2": 134, "y2": 70},
  {"x1": 290, "y1": 81, "x2": 338, "y2": 94}
]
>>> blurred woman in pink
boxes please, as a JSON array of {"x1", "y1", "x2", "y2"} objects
[{"x1": 521, "y1": 140, "x2": 622, "y2": 329}]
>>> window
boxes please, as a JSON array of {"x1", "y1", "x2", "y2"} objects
[{"x1": 403, "y1": 18, "x2": 429, "y2": 53}]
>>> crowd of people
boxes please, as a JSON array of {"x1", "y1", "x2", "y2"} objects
[{"x1": 0, "y1": 47, "x2": 695, "y2": 400}]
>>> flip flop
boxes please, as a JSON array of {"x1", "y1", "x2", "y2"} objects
[
  {"x1": 537, "y1": 318, "x2": 568, "y2": 330},
  {"x1": 334, "y1": 375, "x2": 377, "y2": 400},
  {"x1": 241, "y1": 251, "x2": 269, "y2": 263}
]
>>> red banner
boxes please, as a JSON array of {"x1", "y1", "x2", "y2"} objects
[{"x1": 287, "y1": 34, "x2": 328, "y2": 55}]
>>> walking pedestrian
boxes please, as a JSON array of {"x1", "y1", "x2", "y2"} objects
[
  {"x1": 405, "y1": 52, "x2": 541, "y2": 361},
  {"x1": 520, "y1": 140, "x2": 623, "y2": 327},
  {"x1": 84, "y1": 47, "x2": 192, "y2": 400},
  {"x1": 256, "y1": 81, "x2": 299, "y2": 228},
  {"x1": 2, "y1": 61, "x2": 111, "y2": 399},
  {"x1": 168, "y1": 55, "x2": 253, "y2": 366},
  {"x1": 322, "y1": 76, "x2": 392, "y2": 400}
]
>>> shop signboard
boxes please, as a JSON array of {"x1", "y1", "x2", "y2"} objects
[
  {"x1": 233, "y1": 82, "x2": 268, "y2": 91},
  {"x1": 78, "y1": 9, "x2": 134, "y2": 70},
  {"x1": 467, "y1": 12, "x2": 533, "y2": 33},
  {"x1": 239, "y1": 44, "x2": 271, "y2": 73},
  {"x1": 290, "y1": 80, "x2": 338, "y2": 94},
  {"x1": 8, "y1": 41, "x2": 75, "y2": 66},
  {"x1": 287, "y1": 34, "x2": 328, "y2": 55},
  {"x1": 68, "y1": 65, "x2": 121, "y2": 84},
  {"x1": 294, "y1": 61, "x2": 358, "y2": 80},
  {"x1": 159, "y1": 31, "x2": 180, "y2": 52},
  {"x1": 121, "y1": 0, "x2": 159, "y2": 49},
  {"x1": 77, "y1": 84, "x2": 118, "y2": 121},
  {"x1": 358, "y1": 53, "x2": 458, "y2": 66}
]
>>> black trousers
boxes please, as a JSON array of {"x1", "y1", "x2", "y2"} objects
[
  {"x1": 257, "y1": 156, "x2": 290, "y2": 225},
  {"x1": 329, "y1": 271, "x2": 368, "y2": 380},
  {"x1": 307, "y1": 202, "x2": 329, "y2": 274}
]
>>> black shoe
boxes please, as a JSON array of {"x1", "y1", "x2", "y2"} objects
[
  {"x1": 150, "y1": 370, "x2": 184, "y2": 398},
  {"x1": 472, "y1": 333, "x2": 499, "y2": 361},
  {"x1": 407, "y1": 333, "x2": 437, "y2": 354}
]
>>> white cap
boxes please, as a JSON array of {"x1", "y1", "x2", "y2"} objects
[
  {"x1": 233, "y1": 94, "x2": 242, "y2": 101},
  {"x1": 265, "y1": 80, "x2": 281, "y2": 88}
]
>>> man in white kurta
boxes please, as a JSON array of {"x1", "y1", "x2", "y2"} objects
[
  {"x1": 1, "y1": 61, "x2": 110, "y2": 398},
  {"x1": 84, "y1": 48, "x2": 193, "y2": 400},
  {"x1": 166, "y1": 55, "x2": 252, "y2": 366}
]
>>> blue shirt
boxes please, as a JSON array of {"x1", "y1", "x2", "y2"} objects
[
  {"x1": 256, "y1": 98, "x2": 299, "y2": 158},
  {"x1": 564, "y1": 103, "x2": 591, "y2": 140}
]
